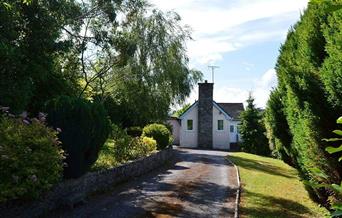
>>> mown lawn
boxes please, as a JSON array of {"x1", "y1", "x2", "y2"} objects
[{"x1": 228, "y1": 152, "x2": 329, "y2": 218}]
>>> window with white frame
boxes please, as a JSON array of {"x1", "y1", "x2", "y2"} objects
[
  {"x1": 230, "y1": 125, "x2": 235, "y2": 133},
  {"x1": 218, "y1": 120, "x2": 224, "y2": 130},
  {"x1": 187, "y1": 119, "x2": 193, "y2": 130}
]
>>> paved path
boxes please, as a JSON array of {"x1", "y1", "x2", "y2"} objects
[{"x1": 52, "y1": 148, "x2": 238, "y2": 218}]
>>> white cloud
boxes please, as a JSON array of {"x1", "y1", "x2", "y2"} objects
[
  {"x1": 242, "y1": 62, "x2": 255, "y2": 71},
  {"x1": 149, "y1": 1, "x2": 296, "y2": 109},
  {"x1": 184, "y1": 68, "x2": 277, "y2": 108},
  {"x1": 214, "y1": 87, "x2": 250, "y2": 104},
  {"x1": 150, "y1": 0, "x2": 308, "y2": 65},
  {"x1": 253, "y1": 68, "x2": 278, "y2": 108}
]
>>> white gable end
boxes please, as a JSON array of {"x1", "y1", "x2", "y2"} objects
[
  {"x1": 177, "y1": 100, "x2": 242, "y2": 150},
  {"x1": 212, "y1": 105, "x2": 230, "y2": 150},
  {"x1": 179, "y1": 103, "x2": 198, "y2": 147}
]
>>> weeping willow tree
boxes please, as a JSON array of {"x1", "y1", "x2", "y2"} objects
[{"x1": 74, "y1": 2, "x2": 202, "y2": 126}]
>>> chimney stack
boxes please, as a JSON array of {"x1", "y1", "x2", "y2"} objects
[{"x1": 198, "y1": 81, "x2": 213, "y2": 149}]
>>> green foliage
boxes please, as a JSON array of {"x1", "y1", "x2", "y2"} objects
[
  {"x1": 111, "y1": 126, "x2": 157, "y2": 163},
  {"x1": 321, "y1": 5, "x2": 342, "y2": 110},
  {"x1": 0, "y1": 112, "x2": 64, "y2": 202},
  {"x1": 264, "y1": 89, "x2": 296, "y2": 166},
  {"x1": 306, "y1": 116, "x2": 342, "y2": 217},
  {"x1": 141, "y1": 137, "x2": 158, "y2": 153},
  {"x1": 266, "y1": 1, "x2": 342, "y2": 204},
  {"x1": 98, "y1": 96, "x2": 132, "y2": 128},
  {"x1": 173, "y1": 103, "x2": 191, "y2": 118},
  {"x1": 142, "y1": 123, "x2": 172, "y2": 150},
  {"x1": 91, "y1": 140, "x2": 118, "y2": 171},
  {"x1": 239, "y1": 94, "x2": 270, "y2": 156},
  {"x1": 126, "y1": 126, "x2": 143, "y2": 137},
  {"x1": 0, "y1": 0, "x2": 200, "y2": 128},
  {"x1": 45, "y1": 96, "x2": 111, "y2": 179},
  {"x1": 0, "y1": 0, "x2": 81, "y2": 113},
  {"x1": 86, "y1": 5, "x2": 203, "y2": 126}
]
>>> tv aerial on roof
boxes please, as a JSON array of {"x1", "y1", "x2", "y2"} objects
[{"x1": 208, "y1": 65, "x2": 219, "y2": 83}]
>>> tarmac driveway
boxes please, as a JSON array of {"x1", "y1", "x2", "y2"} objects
[{"x1": 52, "y1": 148, "x2": 239, "y2": 218}]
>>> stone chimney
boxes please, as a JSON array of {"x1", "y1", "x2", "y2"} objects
[{"x1": 198, "y1": 80, "x2": 213, "y2": 149}]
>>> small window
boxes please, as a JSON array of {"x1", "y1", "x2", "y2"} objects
[
  {"x1": 218, "y1": 120, "x2": 224, "y2": 130},
  {"x1": 230, "y1": 125, "x2": 235, "y2": 133},
  {"x1": 187, "y1": 120, "x2": 193, "y2": 130}
]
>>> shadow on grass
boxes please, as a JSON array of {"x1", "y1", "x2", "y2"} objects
[
  {"x1": 228, "y1": 155, "x2": 296, "y2": 179},
  {"x1": 241, "y1": 190, "x2": 314, "y2": 218}
]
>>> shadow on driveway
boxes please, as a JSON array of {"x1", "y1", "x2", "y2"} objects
[{"x1": 52, "y1": 148, "x2": 238, "y2": 218}]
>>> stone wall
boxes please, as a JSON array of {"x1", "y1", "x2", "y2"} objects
[
  {"x1": 198, "y1": 81, "x2": 213, "y2": 149},
  {"x1": 0, "y1": 147, "x2": 174, "y2": 218}
]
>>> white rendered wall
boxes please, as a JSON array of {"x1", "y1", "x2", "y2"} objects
[
  {"x1": 212, "y1": 106, "x2": 230, "y2": 150},
  {"x1": 167, "y1": 119, "x2": 180, "y2": 145},
  {"x1": 179, "y1": 105, "x2": 198, "y2": 148}
]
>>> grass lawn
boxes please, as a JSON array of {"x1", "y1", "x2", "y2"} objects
[{"x1": 228, "y1": 152, "x2": 329, "y2": 218}]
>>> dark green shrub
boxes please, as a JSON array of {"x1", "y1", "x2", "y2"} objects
[
  {"x1": 126, "y1": 126, "x2": 142, "y2": 137},
  {"x1": 45, "y1": 96, "x2": 111, "y2": 179},
  {"x1": 0, "y1": 112, "x2": 64, "y2": 202},
  {"x1": 239, "y1": 95, "x2": 270, "y2": 156},
  {"x1": 142, "y1": 123, "x2": 171, "y2": 150}
]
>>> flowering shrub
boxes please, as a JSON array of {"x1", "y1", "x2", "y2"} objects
[{"x1": 0, "y1": 108, "x2": 64, "y2": 203}]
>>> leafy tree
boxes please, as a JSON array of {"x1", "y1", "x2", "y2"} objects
[
  {"x1": 105, "y1": 8, "x2": 202, "y2": 126},
  {"x1": 173, "y1": 103, "x2": 191, "y2": 118},
  {"x1": 56, "y1": 0, "x2": 202, "y2": 127},
  {"x1": 239, "y1": 94, "x2": 270, "y2": 156},
  {"x1": 0, "y1": 0, "x2": 81, "y2": 113}
]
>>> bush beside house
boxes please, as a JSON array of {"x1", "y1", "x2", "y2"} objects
[{"x1": 142, "y1": 123, "x2": 172, "y2": 150}]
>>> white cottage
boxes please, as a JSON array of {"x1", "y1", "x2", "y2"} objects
[{"x1": 168, "y1": 81, "x2": 244, "y2": 150}]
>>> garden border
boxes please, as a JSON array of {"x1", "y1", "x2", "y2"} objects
[{"x1": 0, "y1": 147, "x2": 174, "y2": 218}]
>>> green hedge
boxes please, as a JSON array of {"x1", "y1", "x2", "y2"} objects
[
  {"x1": 45, "y1": 96, "x2": 111, "y2": 179},
  {"x1": 265, "y1": 1, "x2": 342, "y2": 204}
]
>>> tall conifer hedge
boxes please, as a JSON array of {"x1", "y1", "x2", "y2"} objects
[{"x1": 265, "y1": 0, "x2": 342, "y2": 204}]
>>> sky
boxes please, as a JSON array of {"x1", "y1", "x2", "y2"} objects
[{"x1": 149, "y1": 0, "x2": 309, "y2": 108}]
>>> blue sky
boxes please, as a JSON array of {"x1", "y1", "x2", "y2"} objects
[{"x1": 150, "y1": 0, "x2": 309, "y2": 108}]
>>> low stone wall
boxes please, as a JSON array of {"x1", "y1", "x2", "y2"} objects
[{"x1": 1, "y1": 147, "x2": 174, "y2": 218}]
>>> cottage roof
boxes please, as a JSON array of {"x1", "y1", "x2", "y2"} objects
[
  {"x1": 177, "y1": 101, "x2": 244, "y2": 120},
  {"x1": 216, "y1": 103, "x2": 244, "y2": 120}
]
